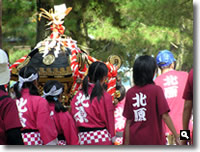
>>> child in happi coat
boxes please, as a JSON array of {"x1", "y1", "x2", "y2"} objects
[
  {"x1": 123, "y1": 55, "x2": 181, "y2": 145},
  {"x1": 43, "y1": 80, "x2": 79, "y2": 145},
  {"x1": 70, "y1": 61, "x2": 115, "y2": 145},
  {"x1": 13, "y1": 65, "x2": 58, "y2": 145}
]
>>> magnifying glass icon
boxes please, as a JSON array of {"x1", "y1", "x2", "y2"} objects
[{"x1": 181, "y1": 131, "x2": 189, "y2": 139}]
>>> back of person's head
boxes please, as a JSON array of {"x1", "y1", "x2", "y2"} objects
[
  {"x1": 43, "y1": 80, "x2": 66, "y2": 113},
  {"x1": 0, "y1": 49, "x2": 10, "y2": 86},
  {"x1": 156, "y1": 50, "x2": 176, "y2": 69},
  {"x1": 82, "y1": 61, "x2": 108, "y2": 102},
  {"x1": 133, "y1": 55, "x2": 157, "y2": 86},
  {"x1": 13, "y1": 65, "x2": 39, "y2": 99}
]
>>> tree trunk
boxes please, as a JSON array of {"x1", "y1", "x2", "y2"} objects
[
  {"x1": 0, "y1": 0, "x2": 2, "y2": 48},
  {"x1": 176, "y1": 23, "x2": 186, "y2": 71},
  {"x1": 36, "y1": 0, "x2": 54, "y2": 44}
]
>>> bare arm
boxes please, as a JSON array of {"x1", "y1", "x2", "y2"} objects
[
  {"x1": 182, "y1": 100, "x2": 192, "y2": 130},
  {"x1": 182, "y1": 100, "x2": 193, "y2": 145},
  {"x1": 162, "y1": 112, "x2": 181, "y2": 145},
  {"x1": 124, "y1": 119, "x2": 131, "y2": 145}
]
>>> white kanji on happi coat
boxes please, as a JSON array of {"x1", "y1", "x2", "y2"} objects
[{"x1": 132, "y1": 92, "x2": 147, "y2": 122}]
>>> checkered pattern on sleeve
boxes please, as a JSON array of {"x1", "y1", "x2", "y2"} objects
[
  {"x1": 57, "y1": 140, "x2": 67, "y2": 145},
  {"x1": 21, "y1": 131, "x2": 43, "y2": 145},
  {"x1": 115, "y1": 137, "x2": 123, "y2": 145},
  {"x1": 78, "y1": 129, "x2": 111, "y2": 145}
]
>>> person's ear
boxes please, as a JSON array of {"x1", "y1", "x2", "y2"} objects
[
  {"x1": 100, "y1": 76, "x2": 107, "y2": 85},
  {"x1": 33, "y1": 79, "x2": 38, "y2": 87},
  {"x1": 170, "y1": 62, "x2": 175, "y2": 69}
]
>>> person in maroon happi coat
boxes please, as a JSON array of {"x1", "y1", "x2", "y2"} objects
[
  {"x1": 43, "y1": 80, "x2": 79, "y2": 145},
  {"x1": 0, "y1": 49, "x2": 23, "y2": 145},
  {"x1": 71, "y1": 61, "x2": 115, "y2": 145},
  {"x1": 123, "y1": 55, "x2": 181, "y2": 145}
]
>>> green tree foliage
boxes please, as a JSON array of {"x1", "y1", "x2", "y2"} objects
[
  {"x1": 62, "y1": 0, "x2": 193, "y2": 71},
  {"x1": 2, "y1": 0, "x2": 37, "y2": 45},
  {"x1": 2, "y1": 0, "x2": 193, "y2": 72}
]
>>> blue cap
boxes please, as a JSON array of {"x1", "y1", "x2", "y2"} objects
[{"x1": 156, "y1": 50, "x2": 176, "y2": 67}]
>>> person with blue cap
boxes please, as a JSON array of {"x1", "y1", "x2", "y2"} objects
[{"x1": 154, "y1": 50, "x2": 193, "y2": 145}]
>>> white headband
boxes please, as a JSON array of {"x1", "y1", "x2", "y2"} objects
[
  {"x1": 42, "y1": 85, "x2": 63, "y2": 98},
  {"x1": 18, "y1": 73, "x2": 38, "y2": 91}
]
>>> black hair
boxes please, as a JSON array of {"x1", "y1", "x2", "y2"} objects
[
  {"x1": 82, "y1": 61, "x2": 108, "y2": 102},
  {"x1": 43, "y1": 80, "x2": 67, "y2": 113},
  {"x1": 13, "y1": 65, "x2": 39, "y2": 99},
  {"x1": 133, "y1": 55, "x2": 157, "y2": 86},
  {"x1": 158, "y1": 61, "x2": 176, "y2": 70}
]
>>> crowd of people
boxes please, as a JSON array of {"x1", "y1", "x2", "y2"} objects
[{"x1": 0, "y1": 48, "x2": 193, "y2": 145}]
